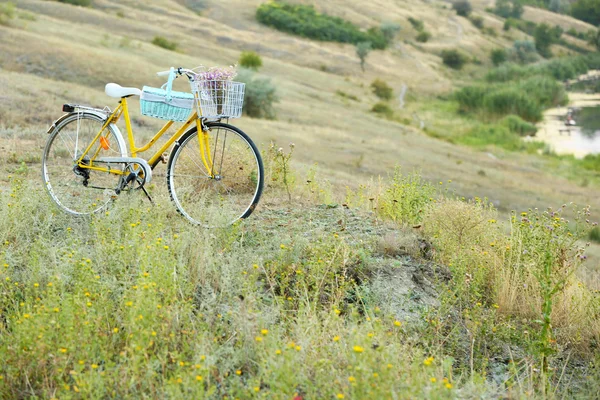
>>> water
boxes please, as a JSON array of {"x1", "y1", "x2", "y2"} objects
[{"x1": 579, "y1": 106, "x2": 600, "y2": 138}]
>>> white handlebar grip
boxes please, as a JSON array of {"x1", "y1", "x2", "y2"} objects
[{"x1": 156, "y1": 70, "x2": 172, "y2": 77}]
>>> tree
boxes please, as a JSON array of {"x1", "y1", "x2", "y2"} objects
[
  {"x1": 371, "y1": 79, "x2": 394, "y2": 100},
  {"x1": 491, "y1": 48, "x2": 507, "y2": 66},
  {"x1": 441, "y1": 49, "x2": 468, "y2": 70},
  {"x1": 494, "y1": 0, "x2": 524, "y2": 19},
  {"x1": 453, "y1": 0, "x2": 472, "y2": 17},
  {"x1": 570, "y1": 0, "x2": 600, "y2": 26},
  {"x1": 239, "y1": 51, "x2": 263, "y2": 71},
  {"x1": 549, "y1": 0, "x2": 564, "y2": 13},
  {"x1": 356, "y1": 41, "x2": 372, "y2": 72},
  {"x1": 380, "y1": 22, "x2": 401, "y2": 44},
  {"x1": 591, "y1": 29, "x2": 600, "y2": 50},
  {"x1": 509, "y1": 40, "x2": 539, "y2": 64},
  {"x1": 534, "y1": 23, "x2": 562, "y2": 58}
]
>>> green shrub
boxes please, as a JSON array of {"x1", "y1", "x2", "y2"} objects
[
  {"x1": 237, "y1": 69, "x2": 279, "y2": 119},
  {"x1": 469, "y1": 15, "x2": 484, "y2": 29},
  {"x1": 380, "y1": 22, "x2": 401, "y2": 42},
  {"x1": 491, "y1": 48, "x2": 507, "y2": 66},
  {"x1": 454, "y1": 85, "x2": 488, "y2": 113},
  {"x1": 486, "y1": 55, "x2": 596, "y2": 83},
  {"x1": 57, "y1": 0, "x2": 92, "y2": 5},
  {"x1": 151, "y1": 36, "x2": 177, "y2": 51},
  {"x1": 501, "y1": 114, "x2": 538, "y2": 136},
  {"x1": 589, "y1": 227, "x2": 600, "y2": 243},
  {"x1": 493, "y1": 0, "x2": 524, "y2": 18},
  {"x1": 509, "y1": 40, "x2": 540, "y2": 64},
  {"x1": 534, "y1": 23, "x2": 563, "y2": 58},
  {"x1": 570, "y1": 0, "x2": 600, "y2": 26},
  {"x1": 371, "y1": 79, "x2": 393, "y2": 100},
  {"x1": 580, "y1": 153, "x2": 600, "y2": 171},
  {"x1": 371, "y1": 102, "x2": 394, "y2": 118},
  {"x1": 407, "y1": 17, "x2": 424, "y2": 31},
  {"x1": 453, "y1": 0, "x2": 472, "y2": 16},
  {"x1": 239, "y1": 51, "x2": 263, "y2": 71},
  {"x1": 441, "y1": 49, "x2": 468, "y2": 70},
  {"x1": 457, "y1": 124, "x2": 544, "y2": 151},
  {"x1": 591, "y1": 29, "x2": 600, "y2": 50},
  {"x1": 456, "y1": 76, "x2": 564, "y2": 122},
  {"x1": 376, "y1": 167, "x2": 436, "y2": 224},
  {"x1": 416, "y1": 31, "x2": 431, "y2": 42},
  {"x1": 0, "y1": 2, "x2": 15, "y2": 25},
  {"x1": 519, "y1": 75, "x2": 568, "y2": 108},
  {"x1": 255, "y1": 2, "x2": 390, "y2": 49},
  {"x1": 482, "y1": 88, "x2": 542, "y2": 121}
]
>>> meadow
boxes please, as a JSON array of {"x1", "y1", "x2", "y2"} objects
[{"x1": 1, "y1": 0, "x2": 600, "y2": 398}]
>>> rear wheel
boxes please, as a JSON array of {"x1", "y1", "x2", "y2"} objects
[
  {"x1": 42, "y1": 113, "x2": 126, "y2": 215},
  {"x1": 167, "y1": 122, "x2": 264, "y2": 227}
]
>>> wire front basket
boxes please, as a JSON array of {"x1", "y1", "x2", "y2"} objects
[{"x1": 190, "y1": 80, "x2": 245, "y2": 119}]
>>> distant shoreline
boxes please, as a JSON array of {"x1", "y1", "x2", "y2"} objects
[{"x1": 534, "y1": 92, "x2": 600, "y2": 159}]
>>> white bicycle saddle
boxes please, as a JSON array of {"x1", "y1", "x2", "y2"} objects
[{"x1": 105, "y1": 83, "x2": 142, "y2": 98}]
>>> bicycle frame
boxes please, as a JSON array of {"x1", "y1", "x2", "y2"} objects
[{"x1": 75, "y1": 96, "x2": 214, "y2": 176}]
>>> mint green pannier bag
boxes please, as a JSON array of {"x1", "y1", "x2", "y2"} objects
[{"x1": 140, "y1": 67, "x2": 195, "y2": 122}]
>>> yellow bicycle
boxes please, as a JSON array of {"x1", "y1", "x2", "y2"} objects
[{"x1": 42, "y1": 67, "x2": 264, "y2": 226}]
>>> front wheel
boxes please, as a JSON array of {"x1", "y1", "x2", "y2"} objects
[{"x1": 167, "y1": 122, "x2": 264, "y2": 227}]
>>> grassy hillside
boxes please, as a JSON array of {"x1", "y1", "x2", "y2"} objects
[{"x1": 2, "y1": 0, "x2": 600, "y2": 397}]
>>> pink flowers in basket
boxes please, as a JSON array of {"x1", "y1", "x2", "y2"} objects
[
  {"x1": 192, "y1": 65, "x2": 239, "y2": 117},
  {"x1": 193, "y1": 65, "x2": 237, "y2": 82}
]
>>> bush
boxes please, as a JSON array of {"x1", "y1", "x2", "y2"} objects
[
  {"x1": 491, "y1": 48, "x2": 507, "y2": 66},
  {"x1": 534, "y1": 23, "x2": 563, "y2": 58},
  {"x1": 441, "y1": 49, "x2": 468, "y2": 70},
  {"x1": 416, "y1": 31, "x2": 431, "y2": 42},
  {"x1": 485, "y1": 55, "x2": 595, "y2": 83},
  {"x1": 493, "y1": 0, "x2": 524, "y2": 18},
  {"x1": 237, "y1": 69, "x2": 278, "y2": 119},
  {"x1": 457, "y1": 124, "x2": 544, "y2": 151},
  {"x1": 151, "y1": 36, "x2": 177, "y2": 51},
  {"x1": 501, "y1": 114, "x2": 538, "y2": 136},
  {"x1": 255, "y1": 2, "x2": 390, "y2": 49},
  {"x1": 456, "y1": 76, "x2": 565, "y2": 121},
  {"x1": 371, "y1": 79, "x2": 394, "y2": 100},
  {"x1": 519, "y1": 75, "x2": 568, "y2": 108},
  {"x1": 589, "y1": 226, "x2": 600, "y2": 243},
  {"x1": 239, "y1": 51, "x2": 263, "y2": 71},
  {"x1": 509, "y1": 40, "x2": 540, "y2": 64},
  {"x1": 453, "y1": 0, "x2": 472, "y2": 16},
  {"x1": 0, "y1": 2, "x2": 15, "y2": 26},
  {"x1": 455, "y1": 85, "x2": 488, "y2": 113},
  {"x1": 570, "y1": 0, "x2": 600, "y2": 26},
  {"x1": 469, "y1": 15, "x2": 484, "y2": 29},
  {"x1": 482, "y1": 88, "x2": 542, "y2": 121},
  {"x1": 380, "y1": 22, "x2": 401, "y2": 43},
  {"x1": 371, "y1": 102, "x2": 394, "y2": 118},
  {"x1": 57, "y1": 0, "x2": 91, "y2": 5},
  {"x1": 407, "y1": 17, "x2": 424, "y2": 31}
]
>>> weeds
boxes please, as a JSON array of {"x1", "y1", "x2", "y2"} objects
[
  {"x1": 0, "y1": 2, "x2": 15, "y2": 26},
  {"x1": 266, "y1": 142, "x2": 295, "y2": 201}
]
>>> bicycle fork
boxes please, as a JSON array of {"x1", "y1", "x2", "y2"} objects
[{"x1": 196, "y1": 120, "x2": 216, "y2": 179}]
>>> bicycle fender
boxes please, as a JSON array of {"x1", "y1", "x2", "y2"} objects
[
  {"x1": 46, "y1": 111, "x2": 127, "y2": 158},
  {"x1": 46, "y1": 109, "x2": 109, "y2": 135}
]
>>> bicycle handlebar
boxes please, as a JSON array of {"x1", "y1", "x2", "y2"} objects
[{"x1": 156, "y1": 67, "x2": 195, "y2": 78}]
